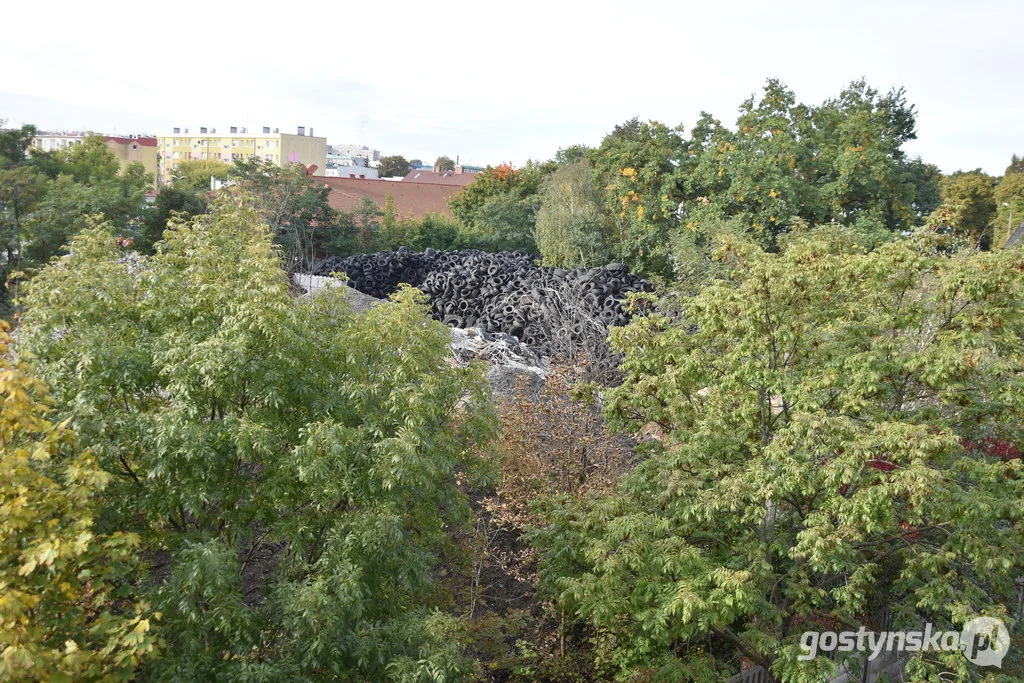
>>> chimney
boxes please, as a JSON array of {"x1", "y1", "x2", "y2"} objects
[
  {"x1": 309, "y1": 127, "x2": 314, "y2": 137},
  {"x1": 173, "y1": 127, "x2": 180, "y2": 134},
  {"x1": 200, "y1": 127, "x2": 208, "y2": 134},
  {"x1": 230, "y1": 126, "x2": 238, "y2": 134},
  {"x1": 297, "y1": 126, "x2": 305, "y2": 136},
  {"x1": 263, "y1": 126, "x2": 270, "y2": 133}
]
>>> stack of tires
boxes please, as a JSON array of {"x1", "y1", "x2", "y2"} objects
[{"x1": 312, "y1": 249, "x2": 652, "y2": 353}]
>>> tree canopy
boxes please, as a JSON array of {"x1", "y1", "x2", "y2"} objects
[
  {"x1": 378, "y1": 155, "x2": 411, "y2": 178},
  {"x1": 227, "y1": 158, "x2": 337, "y2": 271},
  {"x1": 0, "y1": 321, "x2": 158, "y2": 681},
  {"x1": 535, "y1": 162, "x2": 610, "y2": 267},
  {"x1": 533, "y1": 227, "x2": 1024, "y2": 681},
  {"x1": 18, "y1": 195, "x2": 496, "y2": 679},
  {"x1": 170, "y1": 159, "x2": 229, "y2": 194}
]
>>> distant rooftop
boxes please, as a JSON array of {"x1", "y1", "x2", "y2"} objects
[
  {"x1": 34, "y1": 130, "x2": 90, "y2": 137},
  {"x1": 106, "y1": 136, "x2": 157, "y2": 147},
  {"x1": 320, "y1": 177, "x2": 462, "y2": 217},
  {"x1": 401, "y1": 168, "x2": 478, "y2": 187},
  {"x1": 165, "y1": 125, "x2": 323, "y2": 138}
]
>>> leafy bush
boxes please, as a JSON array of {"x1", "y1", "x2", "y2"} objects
[
  {"x1": 20, "y1": 196, "x2": 496, "y2": 680},
  {"x1": 533, "y1": 228, "x2": 1024, "y2": 681},
  {"x1": 1, "y1": 322, "x2": 158, "y2": 681}
]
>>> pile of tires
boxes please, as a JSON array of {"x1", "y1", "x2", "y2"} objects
[
  {"x1": 312, "y1": 249, "x2": 652, "y2": 353},
  {"x1": 314, "y1": 246, "x2": 443, "y2": 299}
]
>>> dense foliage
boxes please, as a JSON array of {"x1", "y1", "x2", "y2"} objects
[
  {"x1": 534, "y1": 163, "x2": 610, "y2": 268},
  {"x1": 448, "y1": 162, "x2": 551, "y2": 253},
  {"x1": 18, "y1": 197, "x2": 496, "y2": 680},
  {"x1": 3, "y1": 74, "x2": 1023, "y2": 682},
  {"x1": 378, "y1": 155, "x2": 411, "y2": 178},
  {"x1": 1, "y1": 322, "x2": 158, "y2": 681},
  {"x1": 0, "y1": 128, "x2": 150, "y2": 316},
  {"x1": 533, "y1": 227, "x2": 1024, "y2": 681}
]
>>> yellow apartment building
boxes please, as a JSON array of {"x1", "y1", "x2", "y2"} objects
[
  {"x1": 30, "y1": 132, "x2": 159, "y2": 182},
  {"x1": 104, "y1": 136, "x2": 159, "y2": 182},
  {"x1": 155, "y1": 125, "x2": 327, "y2": 185}
]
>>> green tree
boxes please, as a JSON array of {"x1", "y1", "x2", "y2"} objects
[
  {"x1": 0, "y1": 167, "x2": 45, "y2": 266},
  {"x1": 993, "y1": 172, "x2": 1024, "y2": 247},
  {"x1": 409, "y1": 212, "x2": 459, "y2": 251},
  {"x1": 379, "y1": 193, "x2": 400, "y2": 247},
  {"x1": 589, "y1": 117, "x2": 686, "y2": 276},
  {"x1": 63, "y1": 135, "x2": 120, "y2": 185},
  {"x1": 0, "y1": 321, "x2": 159, "y2": 681},
  {"x1": 0, "y1": 123, "x2": 37, "y2": 168},
  {"x1": 677, "y1": 80, "x2": 928, "y2": 255},
  {"x1": 808, "y1": 81, "x2": 919, "y2": 230},
  {"x1": 534, "y1": 228, "x2": 1024, "y2": 681},
  {"x1": 0, "y1": 125, "x2": 148, "y2": 316},
  {"x1": 938, "y1": 170, "x2": 997, "y2": 247},
  {"x1": 1005, "y1": 154, "x2": 1024, "y2": 176},
  {"x1": 350, "y1": 195, "x2": 383, "y2": 252},
  {"x1": 138, "y1": 186, "x2": 209, "y2": 253},
  {"x1": 19, "y1": 167, "x2": 148, "y2": 267},
  {"x1": 464, "y1": 195, "x2": 538, "y2": 252},
  {"x1": 554, "y1": 145, "x2": 592, "y2": 165},
  {"x1": 171, "y1": 159, "x2": 229, "y2": 193},
  {"x1": 903, "y1": 157, "x2": 943, "y2": 223},
  {"x1": 535, "y1": 162, "x2": 610, "y2": 267},
  {"x1": 228, "y1": 158, "x2": 337, "y2": 270},
  {"x1": 448, "y1": 162, "x2": 548, "y2": 252},
  {"x1": 434, "y1": 155, "x2": 455, "y2": 172},
  {"x1": 20, "y1": 197, "x2": 496, "y2": 680},
  {"x1": 378, "y1": 155, "x2": 411, "y2": 178}
]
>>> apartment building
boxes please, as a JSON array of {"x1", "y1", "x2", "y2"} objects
[
  {"x1": 328, "y1": 143, "x2": 379, "y2": 163},
  {"x1": 31, "y1": 131, "x2": 87, "y2": 152},
  {"x1": 156, "y1": 125, "x2": 327, "y2": 184},
  {"x1": 30, "y1": 131, "x2": 158, "y2": 180},
  {"x1": 104, "y1": 136, "x2": 158, "y2": 180}
]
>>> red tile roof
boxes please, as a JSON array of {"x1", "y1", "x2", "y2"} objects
[
  {"x1": 105, "y1": 136, "x2": 157, "y2": 147},
  {"x1": 401, "y1": 169, "x2": 478, "y2": 186},
  {"x1": 320, "y1": 177, "x2": 462, "y2": 217}
]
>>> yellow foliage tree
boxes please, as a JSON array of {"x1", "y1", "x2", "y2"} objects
[{"x1": 0, "y1": 322, "x2": 158, "y2": 681}]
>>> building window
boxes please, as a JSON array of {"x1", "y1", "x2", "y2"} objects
[
  {"x1": 132, "y1": 144, "x2": 138, "y2": 150},
  {"x1": 232, "y1": 140, "x2": 239, "y2": 147},
  {"x1": 172, "y1": 139, "x2": 179, "y2": 145},
  {"x1": 172, "y1": 151, "x2": 180, "y2": 159}
]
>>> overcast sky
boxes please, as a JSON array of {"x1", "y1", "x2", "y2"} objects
[{"x1": 2, "y1": 0, "x2": 1021, "y2": 174}]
